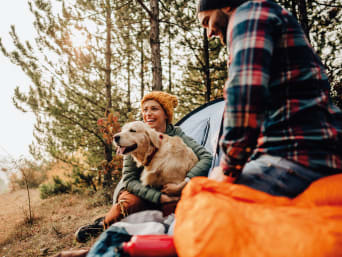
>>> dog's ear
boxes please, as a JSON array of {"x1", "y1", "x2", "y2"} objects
[{"x1": 145, "y1": 127, "x2": 162, "y2": 149}]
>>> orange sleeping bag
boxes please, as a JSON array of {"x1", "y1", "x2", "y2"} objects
[{"x1": 174, "y1": 174, "x2": 342, "y2": 257}]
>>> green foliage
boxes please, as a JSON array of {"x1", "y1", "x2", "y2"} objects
[
  {"x1": 0, "y1": 0, "x2": 341, "y2": 195},
  {"x1": 39, "y1": 176, "x2": 72, "y2": 199},
  {"x1": 0, "y1": 0, "x2": 133, "y2": 188},
  {"x1": 69, "y1": 167, "x2": 97, "y2": 191},
  {"x1": 331, "y1": 81, "x2": 342, "y2": 110},
  {"x1": 158, "y1": 0, "x2": 227, "y2": 119}
]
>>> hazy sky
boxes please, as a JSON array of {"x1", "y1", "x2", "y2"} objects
[{"x1": 0, "y1": 1, "x2": 36, "y2": 163}]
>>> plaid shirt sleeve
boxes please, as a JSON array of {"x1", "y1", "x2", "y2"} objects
[{"x1": 220, "y1": 2, "x2": 279, "y2": 179}]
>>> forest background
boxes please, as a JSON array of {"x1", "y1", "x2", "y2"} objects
[
  {"x1": 0, "y1": 0, "x2": 341, "y2": 197},
  {"x1": 0, "y1": 0, "x2": 341, "y2": 256}
]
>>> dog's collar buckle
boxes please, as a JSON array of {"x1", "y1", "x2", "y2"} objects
[
  {"x1": 143, "y1": 134, "x2": 163, "y2": 166},
  {"x1": 143, "y1": 147, "x2": 158, "y2": 166}
]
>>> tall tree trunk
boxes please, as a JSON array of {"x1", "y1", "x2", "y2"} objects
[
  {"x1": 298, "y1": 0, "x2": 311, "y2": 43},
  {"x1": 203, "y1": 28, "x2": 211, "y2": 103},
  {"x1": 140, "y1": 20, "x2": 145, "y2": 99},
  {"x1": 168, "y1": 21, "x2": 172, "y2": 93},
  {"x1": 105, "y1": 0, "x2": 112, "y2": 116},
  {"x1": 104, "y1": 0, "x2": 113, "y2": 187},
  {"x1": 150, "y1": 0, "x2": 163, "y2": 91},
  {"x1": 127, "y1": 47, "x2": 132, "y2": 112}
]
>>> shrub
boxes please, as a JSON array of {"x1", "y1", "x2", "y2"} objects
[
  {"x1": 70, "y1": 167, "x2": 98, "y2": 191},
  {"x1": 39, "y1": 176, "x2": 72, "y2": 199}
]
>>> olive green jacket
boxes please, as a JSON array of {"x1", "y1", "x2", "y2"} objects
[{"x1": 113, "y1": 124, "x2": 213, "y2": 204}]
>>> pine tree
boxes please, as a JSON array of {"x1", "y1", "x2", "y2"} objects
[
  {"x1": 112, "y1": 0, "x2": 153, "y2": 118},
  {"x1": 167, "y1": 0, "x2": 227, "y2": 118},
  {"x1": 308, "y1": 0, "x2": 342, "y2": 109},
  {"x1": 1, "y1": 0, "x2": 340, "y2": 192},
  {"x1": 136, "y1": 0, "x2": 163, "y2": 91},
  {"x1": 0, "y1": 0, "x2": 127, "y2": 187}
]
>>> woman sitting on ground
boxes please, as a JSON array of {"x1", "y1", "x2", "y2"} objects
[
  {"x1": 55, "y1": 92, "x2": 212, "y2": 257},
  {"x1": 103, "y1": 91, "x2": 212, "y2": 228},
  {"x1": 73, "y1": 91, "x2": 212, "y2": 244}
]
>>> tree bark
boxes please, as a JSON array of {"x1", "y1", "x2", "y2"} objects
[
  {"x1": 203, "y1": 28, "x2": 211, "y2": 103},
  {"x1": 150, "y1": 0, "x2": 163, "y2": 91},
  {"x1": 127, "y1": 46, "x2": 132, "y2": 112},
  {"x1": 104, "y1": 0, "x2": 113, "y2": 187},
  {"x1": 168, "y1": 20, "x2": 172, "y2": 93},
  {"x1": 105, "y1": 0, "x2": 112, "y2": 116},
  {"x1": 291, "y1": 0, "x2": 297, "y2": 18},
  {"x1": 140, "y1": 20, "x2": 145, "y2": 99},
  {"x1": 298, "y1": 0, "x2": 311, "y2": 43}
]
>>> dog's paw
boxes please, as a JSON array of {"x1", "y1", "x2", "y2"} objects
[
  {"x1": 140, "y1": 170, "x2": 159, "y2": 187},
  {"x1": 140, "y1": 171, "x2": 149, "y2": 186}
]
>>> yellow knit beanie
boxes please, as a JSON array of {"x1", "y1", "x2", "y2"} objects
[{"x1": 141, "y1": 91, "x2": 178, "y2": 123}]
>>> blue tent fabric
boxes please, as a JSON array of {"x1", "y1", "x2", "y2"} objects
[
  {"x1": 87, "y1": 226, "x2": 131, "y2": 257},
  {"x1": 176, "y1": 98, "x2": 224, "y2": 174}
]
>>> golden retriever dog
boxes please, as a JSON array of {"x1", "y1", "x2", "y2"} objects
[{"x1": 113, "y1": 121, "x2": 198, "y2": 188}]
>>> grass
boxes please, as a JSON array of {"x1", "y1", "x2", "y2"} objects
[{"x1": 0, "y1": 189, "x2": 111, "y2": 257}]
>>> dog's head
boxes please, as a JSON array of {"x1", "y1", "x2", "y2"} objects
[{"x1": 113, "y1": 121, "x2": 162, "y2": 156}]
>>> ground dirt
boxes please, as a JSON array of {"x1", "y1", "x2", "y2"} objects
[{"x1": 0, "y1": 189, "x2": 109, "y2": 257}]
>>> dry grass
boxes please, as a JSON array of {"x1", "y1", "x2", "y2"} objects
[
  {"x1": 0, "y1": 189, "x2": 111, "y2": 257},
  {"x1": 0, "y1": 189, "x2": 41, "y2": 243}
]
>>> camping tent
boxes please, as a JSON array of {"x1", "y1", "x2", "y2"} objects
[{"x1": 176, "y1": 98, "x2": 225, "y2": 173}]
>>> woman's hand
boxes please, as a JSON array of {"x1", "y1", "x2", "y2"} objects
[
  {"x1": 160, "y1": 193, "x2": 180, "y2": 204},
  {"x1": 161, "y1": 181, "x2": 187, "y2": 196}
]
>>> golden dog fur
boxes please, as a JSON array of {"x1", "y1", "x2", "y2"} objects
[{"x1": 114, "y1": 121, "x2": 198, "y2": 188}]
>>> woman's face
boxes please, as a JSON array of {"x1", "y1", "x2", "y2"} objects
[{"x1": 142, "y1": 100, "x2": 168, "y2": 133}]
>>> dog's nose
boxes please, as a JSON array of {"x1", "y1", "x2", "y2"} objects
[{"x1": 114, "y1": 135, "x2": 120, "y2": 143}]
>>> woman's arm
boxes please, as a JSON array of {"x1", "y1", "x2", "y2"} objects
[
  {"x1": 161, "y1": 127, "x2": 213, "y2": 196},
  {"x1": 122, "y1": 155, "x2": 162, "y2": 204},
  {"x1": 176, "y1": 127, "x2": 213, "y2": 178},
  {"x1": 123, "y1": 127, "x2": 212, "y2": 200}
]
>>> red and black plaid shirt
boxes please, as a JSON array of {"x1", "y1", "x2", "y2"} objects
[{"x1": 220, "y1": 0, "x2": 342, "y2": 179}]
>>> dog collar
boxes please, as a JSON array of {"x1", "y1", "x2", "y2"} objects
[
  {"x1": 143, "y1": 135, "x2": 163, "y2": 166},
  {"x1": 143, "y1": 147, "x2": 158, "y2": 166}
]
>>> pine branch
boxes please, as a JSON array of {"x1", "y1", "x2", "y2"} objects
[
  {"x1": 135, "y1": 0, "x2": 154, "y2": 18},
  {"x1": 312, "y1": 0, "x2": 342, "y2": 7}
]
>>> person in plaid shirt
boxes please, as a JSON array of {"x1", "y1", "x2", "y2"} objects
[{"x1": 198, "y1": 0, "x2": 342, "y2": 197}]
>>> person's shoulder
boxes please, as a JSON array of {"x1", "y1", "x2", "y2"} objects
[
  {"x1": 174, "y1": 125, "x2": 184, "y2": 134},
  {"x1": 166, "y1": 124, "x2": 184, "y2": 136},
  {"x1": 233, "y1": 0, "x2": 283, "y2": 25}
]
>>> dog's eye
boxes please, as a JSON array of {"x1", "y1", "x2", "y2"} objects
[{"x1": 129, "y1": 129, "x2": 136, "y2": 133}]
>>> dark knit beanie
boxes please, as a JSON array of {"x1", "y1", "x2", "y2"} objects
[{"x1": 198, "y1": 0, "x2": 248, "y2": 12}]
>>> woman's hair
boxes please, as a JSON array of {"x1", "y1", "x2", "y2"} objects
[{"x1": 141, "y1": 91, "x2": 178, "y2": 123}]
